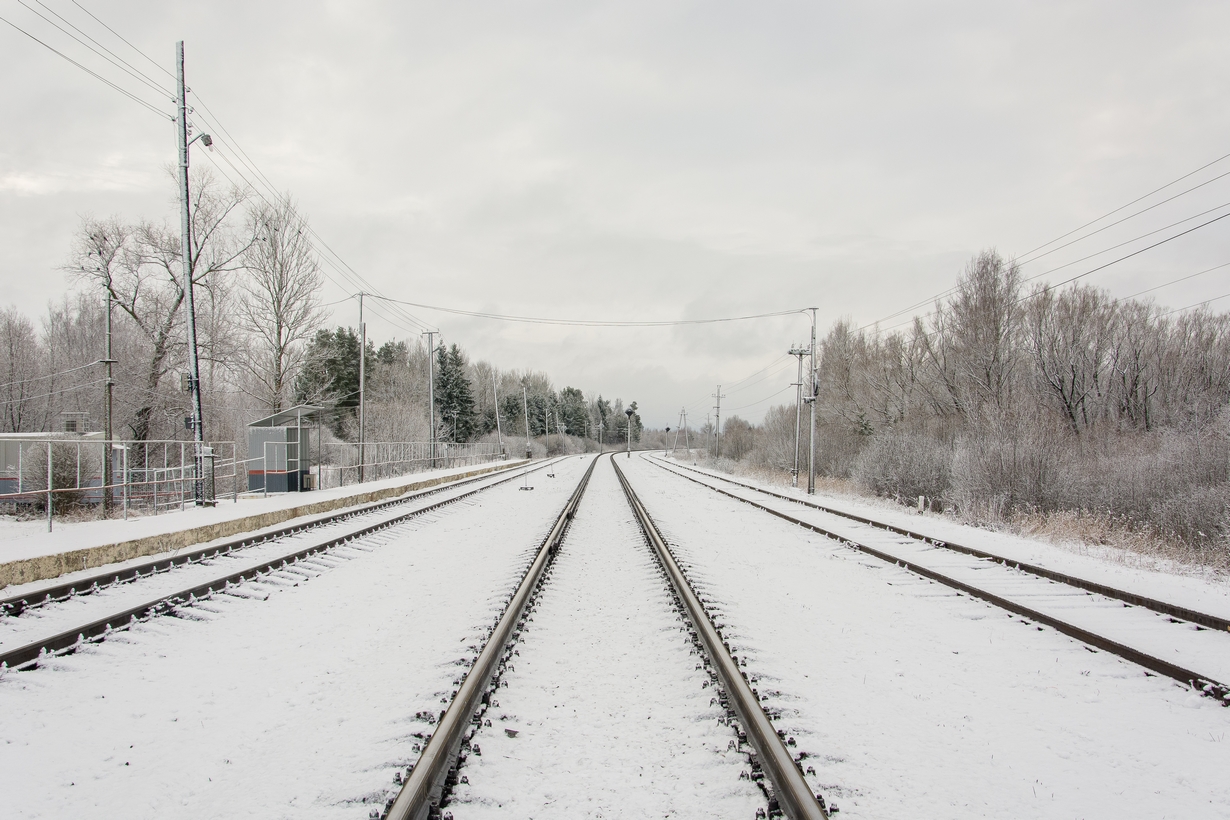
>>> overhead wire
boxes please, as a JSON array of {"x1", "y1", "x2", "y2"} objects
[
  {"x1": 19, "y1": 0, "x2": 173, "y2": 100},
  {"x1": 873, "y1": 209, "x2": 1230, "y2": 337},
  {"x1": 861, "y1": 150, "x2": 1230, "y2": 332},
  {"x1": 0, "y1": 12, "x2": 169, "y2": 118},
  {"x1": 368, "y1": 296, "x2": 806, "y2": 328}
]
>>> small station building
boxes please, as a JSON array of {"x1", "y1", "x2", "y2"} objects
[{"x1": 247, "y1": 405, "x2": 323, "y2": 493}]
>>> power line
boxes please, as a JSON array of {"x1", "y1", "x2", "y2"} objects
[
  {"x1": 1164, "y1": 291, "x2": 1230, "y2": 316},
  {"x1": 71, "y1": 0, "x2": 174, "y2": 81},
  {"x1": 1016, "y1": 169, "x2": 1230, "y2": 267},
  {"x1": 0, "y1": 360, "x2": 103, "y2": 392},
  {"x1": 861, "y1": 149, "x2": 1230, "y2": 332},
  {"x1": 19, "y1": 0, "x2": 173, "y2": 100},
  {"x1": 0, "y1": 13, "x2": 169, "y2": 118},
  {"x1": 1113, "y1": 261, "x2": 1230, "y2": 304},
  {"x1": 874, "y1": 209, "x2": 1230, "y2": 337},
  {"x1": 369, "y1": 296, "x2": 806, "y2": 328}
]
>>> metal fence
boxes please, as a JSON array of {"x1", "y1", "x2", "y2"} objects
[
  {"x1": 311, "y1": 440, "x2": 503, "y2": 491},
  {"x1": 0, "y1": 436, "x2": 506, "y2": 529},
  {"x1": 0, "y1": 438, "x2": 240, "y2": 529}
]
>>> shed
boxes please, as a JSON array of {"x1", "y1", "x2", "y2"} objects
[{"x1": 247, "y1": 405, "x2": 323, "y2": 493}]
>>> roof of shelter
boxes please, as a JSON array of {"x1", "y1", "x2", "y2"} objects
[{"x1": 247, "y1": 405, "x2": 325, "y2": 428}]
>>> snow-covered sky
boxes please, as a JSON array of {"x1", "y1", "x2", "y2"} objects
[{"x1": 3, "y1": 1, "x2": 1230, "y2": 427}]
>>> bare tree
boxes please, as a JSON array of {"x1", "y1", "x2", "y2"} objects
[
  {"x1": 238, "y1": 197, "x2": 325, "y2": 411},
  {"x1": 67, "y1": 170, "x2": 252, "y2": 441},
  {"x1": 0, "y1": 306, "x2": 42, "y2": 432}
]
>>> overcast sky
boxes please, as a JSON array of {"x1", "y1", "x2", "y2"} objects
[{"x1": 3, "y1": 1, "x2": 1229, "y2": 427}]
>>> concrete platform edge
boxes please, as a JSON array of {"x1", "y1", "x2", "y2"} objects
[{"x1": 0, "y1": 460, "x2": 525, "y2": 589}]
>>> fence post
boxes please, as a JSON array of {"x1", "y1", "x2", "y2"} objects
[{"x1": 46, "y1": 442, "x2": 52, "y2": 533}]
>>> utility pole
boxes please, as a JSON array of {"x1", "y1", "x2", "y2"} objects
[
  {"x1": 424, "y1": 330, "x2": 437, "y2": 467},
  {"x1": 682, "y1": 408, "x2": 691, "y2": 456},
  {"x1": 807, "y1": 307, "x2": 818, "y2": 495},
  {"x1": 671, "y1": 408, "x2": 684, "y2": 455},
  {"x1": 544, "y1": 408, "x2": 550, "y2": 455},
  {"x1": 101, "y1": 276, "x2": 115, "y2": 517},
  {"x1": 712, "y1": 385, "x2": 725, "y2": 458},
  {"x1": 176, "y1": 41, "x2": 207, "y2": 505},
  {"x1": 492, "y1": 373, "x2": 505, "y2": 457},
  {"x1": 521, "y1": 384, "x2": 532, "y2": 459},
  {"x1": 597, "y1": 414, "x2": 604, "y2": 454},
  {"x1": 789, "y1": 342, "x2": 809, "y2": 488},
  {"x1": 357, "y1": 293, "x2": 366, "y2": 482}
]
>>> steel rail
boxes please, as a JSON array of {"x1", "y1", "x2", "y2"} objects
[
  {"x1": 2, "y1": 459, "x2": 538, "y2": 617},
  {"x1": 650, "y1": 456, "x2": 1230, "y2": 633},
  {"x1": 649, "y1": 457, "x2": 1230, "y2": 704},
  {"x1": 611, "y1": 457, "x2": 828, "y2": 819},
  {"x1": 0, "y1": 458, "x2": 563, "y2": 672},
  {"x1": 385, "y1": 454, "x2": 600, "y2": 820}
]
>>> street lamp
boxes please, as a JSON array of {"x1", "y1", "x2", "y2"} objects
[
  {"x1": 177, "y1": 41, "x2": 214, "y2": 505},
  {"x1": 625, "y1": 407, "x2": 634, "y2": 458},
  {"x1": 664, "y1": 427, "x2": 671, "y2": 457}
]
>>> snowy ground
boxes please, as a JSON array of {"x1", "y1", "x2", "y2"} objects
[
  {"x1": 1, "y1": 462, "x2": 553, "y2": 661},
  {"x1": 650, "y1": 457, "x2": 1230, "y2": 687},
  {"x1": 0, "y1": 458, "x2": 517, "y2": 569},
  {"x1": 623, "y1": 454, "x2": 1230, "y2": 819},
  {"x1": 450, "y1": 458, "x2": 763, "y2": 819},
  {"x1": 655, "y1": 454, "x2": 1230, "y2": 620},
  {"x1": 0, "y1": 457, "x2": 589, "y2": 819}
]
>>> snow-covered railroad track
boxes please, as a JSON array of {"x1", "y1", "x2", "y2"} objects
[
  {"x1": 647, "y1": 455, "x2": 1230, "y2": 703},
  {"x1": 385, "y1": 454, "x2": 826, "y2": 820},
  {"x1": 651, "y1": 456, "x2": 1230, "y2": 632},
  {"x1": 0, "y1": 455, "x2": 595, "y2": 818},
  {"x1": 1, "y1": 459, "x2": 544, "y2": 619},
  {"x1": 620, "y1": 454, "x2": 1230, "y2": 818},
  {"x1": 0, "y1": 458, "x2": 564, "y2": 672}
]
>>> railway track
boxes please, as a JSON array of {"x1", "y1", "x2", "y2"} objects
[
  {"x1": 645, "y1": 454, "x2": 1230, "y2": 704},
  {"x1": 0, "y1": 458, "x2": 563, "y2": 671},
  {"x1": 381, "y1": 454, "x2": 829, "y2": 820}
]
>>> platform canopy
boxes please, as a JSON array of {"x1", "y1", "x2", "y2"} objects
[{"x1": 247, "y1": 405, "x2": 325, "y2": 428}]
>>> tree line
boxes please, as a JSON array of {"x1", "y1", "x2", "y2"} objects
[
  {"x1": 0, "y1": 170, "x2": 640, "y2": 463},
  {"x1": 708, "y1": 250, "x2": 1230, "y2": 560}
]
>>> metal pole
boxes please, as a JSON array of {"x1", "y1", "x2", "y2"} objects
[
  {"x1": 357, "y1": 293, "x2": 366, "y2": 482},
  {"x1": 808, "y1": 307, "x2": 818, "y2": 495},
  {"x1": 791, "y1": 346, "x2": 803, "y2": 488},
  {"x1": 424, "y1": 331, "x2": 437, "y2": 468},
  {"x1": 176, "y1": 41, "x2": 206, "y2": 506},
  {"x1": 492, "y1": 373, "x2": 505, "y2": 457},
  {"x1": 121, "y1": 445, "x2": 128, "y2": 520},
  {"x1": 625, "y1": 408, "x2": 633, "y2": 458},
  {"x1": 102, "y1": 285, "x2": 113, "y2": 517},
  {"x1": 522, "y1": 385, "x2": 532, "y2": 459},
  {"x1": 712, "y1": 385, "x2": 725, "y2": 458},
  {"x1": 46, "y1": 442, "x2": 52, "y2": 533}
]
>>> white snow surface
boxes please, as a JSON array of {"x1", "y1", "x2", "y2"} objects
[
  {"x1": 656, "y1": 455, "x2": 1230, "y2": 620},
  {"x1": 451, "y1": 459, "x2": 763, "y2": 819},
  {"x1": 0, "y1": 459, "x2": 516, "y2": 569},
  {"x1": 623, "y1": 454, "x2": 1230, "y2": 819},
  {"x1": 650, "y1": 458, "x2": 1230, "y2": 686},
  {"x1": 0, "y1": 456, "x2": 589, "y2": 819}
]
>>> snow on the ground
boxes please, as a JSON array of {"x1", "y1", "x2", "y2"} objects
[
  {"x1": 0, "y1": 465, "x2": 541, "y2": 656},
  {"x1": 0, "y1": 457, "x2": 588, "y2": 819},
  {"x1": 657, "y1": 455, "x2": 1230, "y2": 620},
  {"x1": 651, "y1": 458, "x2": 1230, "y2": 686},
  {"x1": 625, "y1": 454, "x2": 1230, "y2": 819},
  {"x1": 0, "y1": 459, "x2": 518, "y2": 570},
  {"x1": 451, "y1": 458, "x2": 763, "y2": 819}
]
